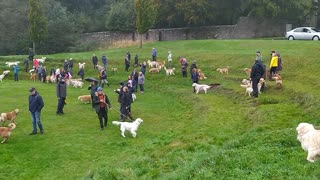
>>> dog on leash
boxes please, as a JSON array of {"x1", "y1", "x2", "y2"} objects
[
  {"x1": 296, "y1": 122, "x2": 320, "y2": 163},
  {"x1": 0, "y1": 123, "x2": 16, "y2": 143},
  {"x1": 112, "y1": 118, "x2": 143, "y2": 138},
  {"x1": 1, "y1": 109, "x2": 19, "y2": 125}
]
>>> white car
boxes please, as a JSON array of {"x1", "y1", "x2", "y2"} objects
[{"x1": 285, "y1": 27, "x2": 320, "y2": 40}]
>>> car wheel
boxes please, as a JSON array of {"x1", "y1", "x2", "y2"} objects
[
  {"x1": 312, "y1": 36, "x2": 319, "y2": 40},
  {"x1": 288, "y1": 36, "x2": 294, "y2": 40}
]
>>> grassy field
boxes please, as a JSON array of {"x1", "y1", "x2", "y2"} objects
[{"x1": 0, "y1": 39, "x2": 320, "y2": 179}]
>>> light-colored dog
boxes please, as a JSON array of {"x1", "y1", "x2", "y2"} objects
[
  {"x1": 0, "y1": 74, "x2": 5, "y2": 82},
  {"x1": 2, "y1": 70, "x2": 10, "y2": 75},
  {"x1": 132, "y1": 94, "x2": 136, "y2": 102},
  {"x1": 111, "y1": 67, "x2": 118, "y2": 72},
  {"x1": 164, "y1": 67, "x2": 175, "y2": 75},
  {"x1": 198, "y1": 69, "x2": 207, "y2": 80},
  {"x1": 36, "y1": 57, "x2": 46, "y2": 64},
  {"x1": 112, "y1": 118, "x2": 143, "y2": 138},
  {"x1": 192, "y1": 83, "x2": 213, "y2": 94},
  {"x1": 30, "y1": 73, "x2": 37, "y2": 82},
  {"x1": 272, "y1": 73, "x2": 282, "y2": 88},
  {"x1": 78, "y1": 95, "x2": 92, "y2": 104},
  {"x1": 296, "y1": 122, "x2": 320, "y2": 163},
  {"x1": 1, "y1": 109, "x2": 19, "y2": 125},
  {"x1": 0, "y1": 123, "x2": 16, "y2": 143},
  {"x1": 240, "y1": 83, "x2": 253, "y2": 96},
  {"x1": 147, "y1": 60, "x2": 159, "y2": 68},
  {"x1": 244, "y1": 68, "x2": 251, "y2": 77},
  {"x1": 216, "y1": 66, "x2": 229, "y2": 74},
  {"x1": 5, "y1": 61, "x2": 20, "y2": 67},
  {"x1": 79, "y1": 62, "x2": 86, "y2": 69},
  {"x1": 149, "y1": 67, "x2": 160, "y2": 73}
]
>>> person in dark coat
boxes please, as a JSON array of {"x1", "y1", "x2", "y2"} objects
[
  {"x1": 77, "y1": 67, "x2": 84, "y2": 80},
  {"x1": 250, "y1": 59, "x2": 265, "y2": 98},
  {"x1": 24, "y1": 58, "x2": 29, "y2": 72},
  {"x1": 191, "y1": 68, "x2": 199, "y2": 92},
  {"x1": 92, "y1": 87, "x2": 112, "y2": 130},
  {"x1": 120, "y1": 86, "x2": 134, "y2": 122},
  {"x1": 28, "y1": 48, "x2": 34, "y2": 62},
  {"x1": 134, "y1": 54, "x2": 139, "y2": 67},
  {"x1": 56, "y1": 77, "x2": 67, "y2": 114},
  {"x1": 28, "y1": 87, "x2": 44, "y2": 135},
  {"x1": 68, "y1": 58, "x2": 74, "y2": 75},
  {"x1": 101, "y1": 55, "x2": 107, "y2": 69},
  {"x1": 88, "y1": 80, "x2": 98, "y2": 110},
  {"x1": 92, "y1": 54, "x2": 98, "y2": 70},
  {"x1": 190, "y1": 61, "x2": 197, "y2": 77},
  {"x1": 114, "y1": 81, "x2": 125, "y2": 119},
  {"x1": 125, "y1": 56, "x2": 130, "y2": 72},
  {"x1": 140, "y1": 61, "x2": 146, "y2": 75}
]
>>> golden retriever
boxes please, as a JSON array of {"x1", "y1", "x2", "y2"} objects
[
  {"x1": 272, "y1": 73, "x2": 282, "y2": 88},
  {"x1": 198, "y1": 69, "x2": 207, "y2": 80},
  {"x1": 244, "y1": 68, "x2": 251, "y2": 76},
  {"x1": 111, "y1": 67, "x2": 118, "y2": 72},
  {"x1": 0, "y1": 123, "x2": 16, "y2": 143},
  {"x1": 30, "y1": 73, "x2": 37, "y2": 82},
  {"x1": 296, "y1": 122, "x2": 320, "y2": 162},
  {"x1": 78, "y1": 95, "x2": 92, "y2": 104},
  {"x1": 216, "y1": 66, "x2": 229, "y2": 74},
  {"x1": 192, "y1": 83, "x2": 213, "y2": 94},
  {"x1": 164, "y1": 67, "x2": 175, "y2": 75},
  {"x1": 1, "y1": 109, "x2": 19, "y2": 125},
  {"x1": 149, "y1": 68, "x2": 160, "y2": 73}
]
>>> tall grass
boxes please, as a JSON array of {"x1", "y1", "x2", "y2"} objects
[{"x1": 0, "y1": 39, "x2": 319, "y2": 179}]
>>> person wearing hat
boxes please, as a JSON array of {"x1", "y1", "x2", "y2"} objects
[
  {"x1": 114, "y1": 81, "x2": 125, "y2": 119},
  {"x1": 56, "y1": 77, "x2": 67, "y2": 114},
  {"x1": 88, "y1": 79, "x2": 98, "y2": 110},
  {"x1": 269, "y1": 52, "x2": 278, "y2": 80},
  {"x1": 28, "y1": 87, "x2": 45, "y2": 135},
  {"x1": 92, "y1": 87, "x2": 112, "y2": 130},
  {"x1": 190, "y1": 60, "x2": 197, "y2": 77}
]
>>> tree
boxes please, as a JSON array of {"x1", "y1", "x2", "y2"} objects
[
  {"x1": 105, "y1": 1, "x2": 136, "y2": 31},
  {"x1": 28, "y1": 0, "x2": 48, "y2": 54},
  {"x1": 134, "y1": 0, "x2": 158, "y2": 48}
]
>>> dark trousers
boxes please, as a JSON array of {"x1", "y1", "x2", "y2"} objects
[
  {"x1": 97, "y1": 108, "x2": 108, "y2": 128},
  {"x1": 57, "y1": 97, "x2": 66, "y2": 113},
  {"x1": 270, "y1": 67, "x2": 277, "y2": 79},
  {"x1": 120, "y1": 104, "x2": 134, "y2": 121},
  {"x1": 182, "y1": 71, "x2": 187, "y2": 78},
  {"x1": 252, "y1": 78, "x2": 259, "y2": 97},
  {"x1": 25, "y1": 65, "x2": 28, "y2": 72},
  {"x1": 139, "y1": 84, "x2": 144, "y2": 92},
  {"x1": 125, "y1": 64, "x2": 130, "y2": 72},
  {"x1": 14, "y1": 74, "x2": 18, "y2": 81},
  {"x1": 152, "y1": 56, "x2": 156, "y2": 61}
]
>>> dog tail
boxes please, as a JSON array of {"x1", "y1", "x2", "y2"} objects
[
  {"x1": 8, "y1": 123, "x2": 16, "y2": 130},
  {"x1": 112, "y1": 121, "x2": 122, "y2": 126}
]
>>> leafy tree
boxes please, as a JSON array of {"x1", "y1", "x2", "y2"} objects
[
  {"x1": 105, "y1": 1, "x2": 136, "y2": 31},
  {"x1": 134, "y1": 0, "x2": 158, "y2": 48},
  {"x1": 28, "y1": 0, "x2": 48, "y2": 54}
]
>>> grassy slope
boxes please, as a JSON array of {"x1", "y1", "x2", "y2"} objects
[{"x1": 0, "y1": 39, "x2": 320, "y2": 179}]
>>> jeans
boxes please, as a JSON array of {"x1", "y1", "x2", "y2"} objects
[
  {"x1": 30, "y1": 111, "x2": 44, "y2": 133},
  {"x1": 97, "y1": 107, "x2": 108, "y2": 128},
  {"x1": 14, "y1": 74, "x2": 18, "y2": 81}
]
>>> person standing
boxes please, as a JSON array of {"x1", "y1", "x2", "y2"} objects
[
  {"x1": 120, "y1": 86, "x2": 134, "y2": 122},
  {"x1": 190, "y1": 61, "x2": 197, "y2": 77},
  {"x1": 77, "y1": 67, "x2": 84, "y2": 80},
  {"x1": 99, "y1": 68, "x2": 109, "y2": 88},
  {"x1": 191, "y1": 68, "x2": 199, "y2": 92},
  {"x1": 56, "y1": 77, "x2": 67, "y2": 114},
  {"x1": 134, "y1": 54, "x2": 139, "y2": 67},
  {"x1": 167, "y1": 50, "x2": 172, "y2": 68},
  {"x1": 138, "y1": 72, "x2": 145, "y2": 93},
  {"x1": 68, "y1": 58, "x2": 74, "y2": 75},
  {"x1": 256, "y1": 51, "x2": 262, "y2": 61},
  {"x1": 140, "y1": 61, "x2": 146, "y2": 75},
  {"x1": 24, "y1": 58, "x2": 29, "y2": 72},
  {"x1": 88, "y1": 80, "x2": 98, "y2": 110},
  {"x1": 101, "y1": 55, "x2": 107, "y2": 70},
  {"x1": 13, "y1": 65, "x2": 19, "y2": 81},
  {"x1": 114, "y1": 81, "x2": 125, "y2": 120},
  {"x1": 127, "y1": 51, "x2": 131, "y2": 62},
  {"x1": 250, "y1": 59, "x2": 265, "y2": 98},
  {"x1": 92, "y1": 87, "x2": 112, "y2": 130},
  {"x1": 181, "y1": 59, "x2": 188, "y2": 78},
  {"x1": 152, "y1": 48, "x2": 157, "y2": 61},
  {"x1": 28, "y1": 48, "x2": 34, "y2": 62},
  {"x1": 28, "y1": 87, "x2": 44, "y2": 135},
  {"x1": 92, "y1": 54, "x2": 98, "y2": 70},
  {"x1": 269, "y1": 52, "x2": 278, "y2": 79},
  {"x1": 125, "y1": 55, "x2": 130, "y2": 72}
]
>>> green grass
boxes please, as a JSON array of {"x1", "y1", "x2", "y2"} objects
[{"x1": 0, "y1": 39, "x2": 320, "y2": 179}]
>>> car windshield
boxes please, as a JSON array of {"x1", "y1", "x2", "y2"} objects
[{"x1": 311, "y1": 28, "x2": 320, "y2": 32}]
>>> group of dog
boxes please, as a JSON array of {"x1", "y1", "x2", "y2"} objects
[{"x1": 0, "y1": 109, "x2": 19, "y2": 143}]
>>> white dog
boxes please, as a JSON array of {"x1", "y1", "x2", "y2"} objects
[
  {"x1": 296, "y1": 122, "x2": 320, "y2": 163},
  {"x1": 112, "y1": 118, "x2": 143, "y2": 138},
  {"x1": 164, "y1": 67, "x2": 175, "y2": 75},
  {"x1": 5, "y1": 61, "x2": 20, "y2": 67},
  {"x1": 79, "y1": 62, "x2": 86, "y2": 69},
  {"x1": 192, "y1": 83, "x2": 213, "y2": 94},
  {"x1": 36, "y1": 57, "x2": 46, "y2": 64},
  {"x1": 0, "y1": 74, "x2": 5, "y2": 82},
  {"x1": 132, "y1": 94, "x2": 136, "y2": 102},
  {"x1": 240, "y1": 84, "x2": 253, "y2": 96},
  {"x1": 2, "y1": 70, "x2": 10, "y2": 75}
]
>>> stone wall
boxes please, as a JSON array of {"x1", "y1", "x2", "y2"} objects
[{"x1": 79, "y1": 17, "x2": 287, "y2": 46}]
